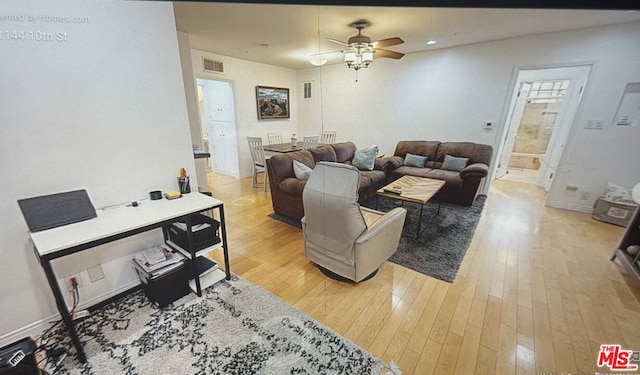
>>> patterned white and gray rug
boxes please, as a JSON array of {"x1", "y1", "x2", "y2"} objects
[{"x1": 41, "y1": 276, "x2": 396, "y2": 375}]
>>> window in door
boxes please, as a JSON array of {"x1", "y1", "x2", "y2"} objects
[{"x1": 503, "y1": 79, "x2": 570, "y2": 184}]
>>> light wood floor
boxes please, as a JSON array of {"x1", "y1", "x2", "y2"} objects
[{"x1": 206, "y1": 172, "x2": 640, "y2": 374}]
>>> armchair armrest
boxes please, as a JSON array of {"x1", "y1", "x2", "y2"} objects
[
  {"x1": 459, "y1": 162, "x2": 489, "y2": 179},
  {"x1": 356, "y1": 207, "x2": 407, "y2": 244}
]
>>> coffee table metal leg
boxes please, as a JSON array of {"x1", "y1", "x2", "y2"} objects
[
  {"x1": 415, "y1": 201, "x2": 442, "y2": 238},
  {"x1": 433, "y1": 200, "x2": 441, "y2": 219},
  {"x1": 416, "y1": 203, "x2": 425, "y2": 238}
]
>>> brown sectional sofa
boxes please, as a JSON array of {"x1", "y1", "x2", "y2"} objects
[
  {"x1": 387, "y1": 140, "x2": 493, "y2": 206},
  {"x1": 266, "y1": 142, "x2": 390, "y2": 220}
]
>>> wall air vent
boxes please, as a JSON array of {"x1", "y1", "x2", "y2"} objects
[
  {"x1": 203, "y1": 58, "x2": 224, "y2": 74},
  {"x1": 303, "y1": 82, "x2": 312, "y2": 99}
]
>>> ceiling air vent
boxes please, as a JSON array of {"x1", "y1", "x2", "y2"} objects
[{"x1": 203, "y1": 58, "x2": 224, "y2": 74}]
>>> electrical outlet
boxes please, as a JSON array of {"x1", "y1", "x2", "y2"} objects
[
  {"x1": 579, "y1": 190, "x2": 591, "y2": 200},
  {"x1": 585, "y1": 119, "x2": 604, "y2": 130},
  {"x1": 64, "y1": 273, "x2": 83, "y2": 291}
]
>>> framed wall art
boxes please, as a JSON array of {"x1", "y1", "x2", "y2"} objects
[{"x1": 256, "y1": 86, "x2": 290, "y2": 120}]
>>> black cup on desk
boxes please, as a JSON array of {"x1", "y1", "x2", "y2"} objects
[
  {"x1": 178, "y1": 177, "x2": 190, "y2": 194},
  {"x1": 149, "y1": 190, "x2": 162, "y2": 200}
]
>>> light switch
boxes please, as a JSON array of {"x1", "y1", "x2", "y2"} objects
[{"x1": 585, "y1": 119, "x2": 604, "y2": 130}]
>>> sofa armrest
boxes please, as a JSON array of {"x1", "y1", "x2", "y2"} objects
[
  {"x1": 385, "y1": 156, "x2": 404, "y2": 170},
  {"x1": 459, "y1": 163, "x2": 489, "y2": 179},
  {"x1": 374, "y1": 156, "x2": 392, "y2": 171}
]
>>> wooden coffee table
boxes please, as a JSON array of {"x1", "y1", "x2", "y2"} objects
[{"x1": 376, "y1": 176, "x2": 446, "y2": 238}]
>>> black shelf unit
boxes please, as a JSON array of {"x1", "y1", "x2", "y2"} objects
[
  {"x1": 163, "y1": 208, "x2": 229, "y2": 297},
  {"x1": 611, "y1": 206, "x2": 640, "y2": 283}
]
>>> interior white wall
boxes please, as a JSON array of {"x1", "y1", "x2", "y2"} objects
[
  {"x1": 0, "y1": 0, "x2": 195, "y2": 344},
  {"x1": 177, "y1": 31, "x2": 208, "y2": 192},
  {"x1": 189, "y1": 49, "x2": 298, "y2": 178},
  {"x1": 297, "y1": 21, "x2": 640, "y2": 210}
]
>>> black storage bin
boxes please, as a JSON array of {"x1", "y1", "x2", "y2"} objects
[
  {"x1": 135, "y1": 262, "x2": 190, "y2": 308},
  {"x1": 0, "y1": 337, "x2": 38, "y2": 371},
  {"x1": 167, "y1": 214, "x2": 220, "y2": 251}
]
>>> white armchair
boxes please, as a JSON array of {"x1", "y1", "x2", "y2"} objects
[{"x1": 302, "y1": 162, "x2": 406, "y2": 282}]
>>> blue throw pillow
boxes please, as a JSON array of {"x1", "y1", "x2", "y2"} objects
[
  {"x1": 293, "y1": 160, "x2": 313, "y2": 180},
  {"x1": 352, "y1": 145, "x2": 379, "y2": 171},
  {"x1": 441, "y1": 154, "x2": 469, "y2": 172},
  {"x1": 404, "y1": 153, "x2": 428, "y2": 168}
]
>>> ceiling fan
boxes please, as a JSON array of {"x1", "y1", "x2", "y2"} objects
[{"x1": 327, "y1": 19, "x2": 404, "y2": 71}]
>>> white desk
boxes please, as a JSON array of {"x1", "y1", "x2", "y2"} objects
[{"x1": 30, "y1": 192, "x2": 230, "y2": 363}]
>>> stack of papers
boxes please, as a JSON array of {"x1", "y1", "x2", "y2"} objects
[
  {"x1": 172, "y1": 222, "x2": 212, "y2": 232},
  {"x1": 133, "y1": 244, "x2": 184, "y2": 279},
  {"x1": 142, "y1": 247, "x2": 166, "y2": 265}
]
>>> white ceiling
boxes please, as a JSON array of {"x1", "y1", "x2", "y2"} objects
[{"x1": 173, "y1": 2, "x2": 640, "y2": 70}]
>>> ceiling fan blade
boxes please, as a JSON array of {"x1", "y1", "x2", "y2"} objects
[
  {"x1": 316, "y1": 50, "x2": 343, "y2": 55},
  {"x1": 326, "y1": 38, "x2": 349, "y2": 47},
  {"x1": 372, "y1": 37, "x2": 404, "y2": 48},
  {"x1": 374, "y1": 48, "x2": 404, "y2": 59}
]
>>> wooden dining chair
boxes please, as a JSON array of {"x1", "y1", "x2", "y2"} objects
[
  {"x1": 267, "y1": 133, "x2": 283, "y2": 145},
  {"x1": 320, "y1": 130, "x2": 336, "y2": 145},
  {"x1": 303, "y1": 136, "x2": 319, "y2": 149},
  {"x1": 246, "y1": 136, "x2": 268, "y2": 191}
]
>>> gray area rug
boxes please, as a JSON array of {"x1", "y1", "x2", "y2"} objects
[
  {"x1": 41, "y1": 276, "x2": 387, "y2": 375},
  {"x1": 269, "y1": 195, "x2": 486, "y2": 283},
  {"x1": 364, "y1": 195, "x2": 486, "y2": 283}
]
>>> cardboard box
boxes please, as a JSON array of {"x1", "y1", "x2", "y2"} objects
[{"x1": 592, "y1": 197, "x2": 638, "y2": 227}]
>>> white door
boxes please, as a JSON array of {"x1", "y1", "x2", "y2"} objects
[
  {"x1": 494, "y1": 65, "x2": 590, "y2": 191},
  {"x1": 495, "y1": 82, "x2": 531, "y2": 179},
  {"x1": 196, "y1": 79, "x2": 239, "y2": 177}
]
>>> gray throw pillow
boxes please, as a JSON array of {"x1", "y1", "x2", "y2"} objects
[
  {"x1": 441, "y1": 154, "x2": 469, "y2": 171},
  {"x1": 404, "y1": 153, "x2": 427, "y2": 168},
  {"x1": 352, "y1": 145, "x2": 379, "y2": 171},
  {"x1": 293, "y1": 160, "x2": 313, "y2": 180}
]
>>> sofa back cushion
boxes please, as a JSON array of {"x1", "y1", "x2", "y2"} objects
[
  {"x1": 267, "y1": 150, "x2": 315, "y2": 184},
  {"x1": 437, "y1": 142, "x2": 493, "y2": 166},
  {"x1": 394, "y1": 141, "x2": 440, "y2": 162},
  {"x1": 308, "y1": 144, "x2": 337, "y2": 163},
  {"x1": 331, "y1": 142, "x2": 358, "y2": 163}
]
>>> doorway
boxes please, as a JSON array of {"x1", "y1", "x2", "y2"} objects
[
  {"x1": 495, "y1": 66, "x2": 590, "y2": 191},
  {"x1": 196, "y1": 78, "x2": 239, "y2": 178}
]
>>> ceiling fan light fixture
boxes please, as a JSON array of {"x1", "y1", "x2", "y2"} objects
[
  {"x1": 344, "y1": 51, "x2": 356, "y2": 63},
  {"x1": 343, "y1": 47, "x2": 373, "y2": 71},
  {"x1": 329, "y1": 19, "x2": 404, "y2": 77}
]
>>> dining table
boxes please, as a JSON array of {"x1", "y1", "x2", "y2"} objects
[{"x1": 263, "y1": 142, "x2": 304, "y2": 154}]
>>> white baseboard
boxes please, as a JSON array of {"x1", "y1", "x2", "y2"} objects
[
  {"x1": 0, "y1": 280, "x2": 141, "y2": 348},
  {"x1": 546, "y1": 199, "x2": 593, "y2": 213}
]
